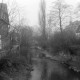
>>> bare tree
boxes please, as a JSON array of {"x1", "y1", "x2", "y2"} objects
[
  {"x1": 5, "y1": 0, "x2": 21, "y2": 26},
  {"x1": 48, "y1": 0, "x2": 72, "y2": 33}
]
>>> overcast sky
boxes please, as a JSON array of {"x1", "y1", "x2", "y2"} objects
[{"x1": 1, "y1": 0, "x2": 80, "y2": 26}]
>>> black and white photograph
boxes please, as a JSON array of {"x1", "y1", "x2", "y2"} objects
[{"x1": 0, "y1": 0, "x2": 80, "y2": 80}]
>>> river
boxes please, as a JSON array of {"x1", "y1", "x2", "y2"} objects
[{"x1": 30, "y1": 58, "x2": 80, "y2": 80}]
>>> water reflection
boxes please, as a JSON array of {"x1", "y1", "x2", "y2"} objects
[
  {"x1": 30, "y1": 58, "x2": 80, "y2": 80},
  {"x1": 30, "y1": 64, "x2": 41, "y2": 80}
]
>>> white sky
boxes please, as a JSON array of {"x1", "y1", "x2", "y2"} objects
[{"x1": 0, "y1": 0, "x2": 80, "y2": 26}]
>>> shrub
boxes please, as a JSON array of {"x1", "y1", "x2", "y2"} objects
[
  {"x1": 49, "y1": 30, "x2": 77, "y2": 54},
  {"x1": 35, "y1": 35, "x2": 48, "y2": 50}
]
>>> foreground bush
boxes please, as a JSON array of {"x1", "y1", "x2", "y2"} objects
[{"x1": 0, "y1": 26, "x2": 33, "y2": 79}]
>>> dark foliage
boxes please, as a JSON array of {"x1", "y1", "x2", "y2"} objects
[
  {"x1": 0, "y1": 26, "x2": 33, "y2": 78},
  {"x1": 35, "y1": 35, "x2": 48, "y2": 50},
  {"x1": 20, "y1": 27, "x2": 33, "y2": 48},
  {"x1": 49, "y1": 30, "x2": 77, "y2": 54}
]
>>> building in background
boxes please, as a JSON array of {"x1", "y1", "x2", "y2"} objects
[
  {"x1": 65, "y1": 21, "x2": 80, "y2": 32},
  {"x1": 65, "y1": 21, "x2": 80, "y2": 38},
  {"x1": 0, "y1": 3, "x2": 9, "y2": 50}
]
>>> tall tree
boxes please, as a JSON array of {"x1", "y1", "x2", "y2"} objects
[
  {"x1": 48, "y1": 0, "x2": 71, "y2": 33},
  {"x1": 39, "y1": 0, "x2": 46, "y2": 39},
  {"x1": 38, "y1": 0, "x2": 47, "y2": 49}
]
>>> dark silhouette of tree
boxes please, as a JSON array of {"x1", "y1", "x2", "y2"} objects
[
  {"x1": 39, "y1": 0, "x2": 46, "y2": 38},
  {"x1": 38, "y1": 0, "x2": 48, "y2": 49}
]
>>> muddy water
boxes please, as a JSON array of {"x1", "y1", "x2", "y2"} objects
[{"x1": 30, "y1": 58, "x2": 80, "y2": 80}]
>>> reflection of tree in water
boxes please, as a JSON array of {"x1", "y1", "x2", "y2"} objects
[
  {"x1": 40, "y1": 59, "x2": 80, "y2": 80},
  {"x1": 41, "y1": 61, "x2": 47, "y2": 80}
]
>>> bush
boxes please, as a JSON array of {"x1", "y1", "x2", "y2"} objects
[
  {"x1": 49, "y1": 30, "x2": 77, "y2": 54},
  {"x1": 35, "y1": 35, "x2": 48, "y2": 50},
  {"x1": 20, "y1": 27, "x2": 33, "y2": 48}
]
